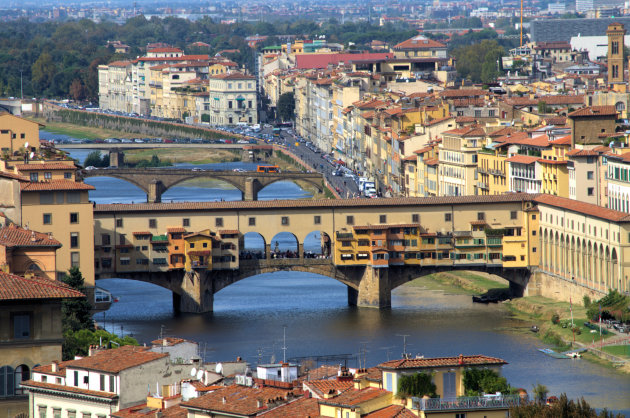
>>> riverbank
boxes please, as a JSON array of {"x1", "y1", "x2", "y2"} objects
[
  {"x1": 409, "y1": 272, "x2": 630, "y2": 374},
  {"x1": 31, "y1": 117, "x2": 151, "y2": 140}
]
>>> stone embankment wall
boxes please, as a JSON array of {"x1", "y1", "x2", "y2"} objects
[
  {"x1": 526, "y1": 269, "x2": 606, "y2": 302},
  {"x1": 42, "y1": 103, "x2": 239, "y2": 140}
]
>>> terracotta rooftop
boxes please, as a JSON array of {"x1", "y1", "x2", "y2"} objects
[
  {"x1": 148, "y1": 47, "x2": 183, "y2": 53},
  {"x1": 535, "y1": 194, "x2": 630, "y2": 222},
  {"x1": 20, "y1": 180, "x2": 95, "y2": 191},
  {"x1": 181, "y1": 385, "x2": 291, "y2": 415},
  {"x1": 67, "y1": 345, "x2": 168, "y2": 373},
  {"x1": 439, "y1": 89, "x2": 485, "y2": 98},
  {"x1": 488, "y1": 126, "x2": 517, "y2": 138},
  {"x1": 0, "y1": 224, "x2": 61, "y2": 248},
  {"x1": 424, "y1": 116, "x2": 452, "y2": 126},
  {"x1": 305, "y1": 365, "x2": 340, "y2": 381},
  {"x1": 364, "y1": 405, "x2": 417, "y2": 418},
  {"x1": 318, "y1": 387, "x2": 390, "y2": 408},
  {"x1": 353, "y1": 223, "x2": 421, "y2": 230},
  {"x1": 394, "y1": 35, "x2": 446, "y2": 50},
  {"x1": 219, "y1": 230, "x2": 239, "y2": 235},
  {"x1": 209, "y1": 72, "x2": 255, "y2": 80},
  {"x1": 94, "y1": 194, "x2": 537, "y2": 214},
  {"x1": 15, "y1": 163, "x2": 76, "y2": 171},
  {"x1": 549, "y1": 135, "x2": 572, "y2": 145},
  {"x1": 506, "y1": 155, "x2": 540, "y2": 165},
  {"x1": 151, "y1": 337, "x2": 188, "y2": 346},
  {"x1": 443, "y1": 127, "x2": 485, "y2": 137},
  {"x1": 505, "y1": 95, "x2": 585, "y2": 106},
  {"x1": 258, "y1": 397, "x2": 319, "y2": 418},
  {"x1": 378, "y1": 355, "x2": 507, "y2": 370},
  {"x1": 303, "y1": 379, "x2": 354, "y2": 398},
  {"x1": 20, "y1": 380, "x2": 118, "y2": 400},
  {"x1": 0, "y1": 271, "x2": 84, "y2": 301},
  {"x1": 167, "y1": 227, "x2": 187, "y2": 233},
  {"x1": 537, "y1": 158, "x2": 567, "y2": 165},
  {"x1": 33, "y1": 361, "x2": 72, "y2": 377},
  {"x1": 0, "y1": 171, "x2": 28, "y2": 181},
  {"x1": 568, "y1": 105, "x2": 617, "y2": 118}
]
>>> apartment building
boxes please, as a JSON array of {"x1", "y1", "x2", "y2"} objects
[
  {"x1": 204, "y1": 72, "x2": 257, "y2": 125},
  {"x1": 98, "y1": 61, "x2": 133, "y2": 113},
  {"x1": 439, "y1": 127, "x2": 484, "y2": 196}
]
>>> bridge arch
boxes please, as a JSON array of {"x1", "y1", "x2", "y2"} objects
[
  {"x1": 258, "y1": 177, "x2": 324, "y2": 195},
  {"x1": 163, "y1": 175, "x2": 246, "y2": 196},
  {"x1": 82, "y1": 173, "x2": 150, "y2": 196}
]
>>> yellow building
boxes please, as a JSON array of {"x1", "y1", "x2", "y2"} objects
[
  {"x1": 439, "y1": 126, "x2": 485, "y2": 196},
  {"x1": 0, "y1": 113, "x2": 42, "y2": 155},
  {"x1": 477, "y1": 142, "x2": 509, "y2": 196},
  {"x1": 184, "y1": 230, "x2": 214, "y2": 271},
  {"x1": 539, "y1": 135, "x2": 571, "y2": 197},
  {"x1": 0, "y1": 224, "x2": 60, "y2": 281}
]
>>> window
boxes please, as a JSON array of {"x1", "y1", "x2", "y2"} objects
[
  {"x1": 109, "y1": 375, "x2": 115, "y2": 392},
  {"x1": 510, "y1": 211, "x2": 517, "y2": 220},
  {"x1": 347, "y1": 216, "x2": 354, "y2": 225},
  {"x1": 149, "y1": 219, "x2": 157, "y2": 228},
  {"x1": 116, "y1": 218, "x2": 123, "y2": 228},
  {"x1": 43, "y1": 213, "x2": 52, "y2": 224},
  {"x1": 477, "y1": 212, "x2": 485, "y2": 221},
  {"x1": 587, "y1": 187, "x2": 594, "y2": 196},
  {"x1": 455, "y1": 414, "x2": 466, "y2": 418},
  {"x1": 314, "y1": 215, "x2": 321, "y2": 224},
  {"x1": 39, "y1": 192, "x2": 53, "y2": 204},
  {"x1": 445, "y1": 213, "x2": 452, "y2": 222},
  {"x1": 100, "y1": 374, "x2": 105, "y2": 391},
  {"x1": 64, "y1": 172, "x2": 72, "y2": 179},
  {"x1": 70, "y1": 232, "x2": 79, "y2": 248},
  {"x1": 44, "y1": 172, "x2": 52, "y2": 180},
  {"x1": 30, "y1": 172, "x2": 38, "y2": 182},
  {"x1": 532, "y1": 230, "x2": 537, "y2": 236},
  {"x1": 70, "y1": 213, "x2": 78, "y2": 223},
  {"x1": 379, "y1": 215, "x2": 387, "y2": 223},
  {"x1": 215, "y1": 218, "x2": 224, "y2": 227},
  {"x1": 74, "y1": 371, "x2": 79, "y2": 386},
  {"x1": 183, "y1": 218, "x2": 190, "y2": 227},
  {"x1": 532, "y1": 214, "x2": 536, "y2": 220},
  {"x1": 412, "y1": 214, "x2": 419, "y2": 223},
  {"x1": 68, "y1": 411, "x2": 76, "y2": 418},
  {"x1": 71, "y1": 252, "x2": 80, "y2": 267},
  {"x1": 102, "y1": 234, "x2": 111, "y2": 245},
  {"x1": 53, "y1": 408, "x2": 61, "y2": 418},
  {"x1": 13, "y1": 313, "x2": 30, "y2": 339},
  {"x1": 38, "y1": 406, "x2": 47, "y2": 418},
  {"x1": 533, "y1": 247, "x2": 537, "y2": 252},
  {"x1": 587, "y1": 171, "x2": 594, "y2": 180},
  {"x1": 248, "y1": 217, "x2": 256, "y2": 226},
  {"x1": 281, "y1": 216, "x2": 289, "y2": 225}
]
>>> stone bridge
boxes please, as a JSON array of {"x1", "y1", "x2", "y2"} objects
[
  {"x1": 97, "y1": 258, "x2": 530, "y2": 313},
  {"x1": 81, "y1": 168, "x2": 324, "y2": 202}
]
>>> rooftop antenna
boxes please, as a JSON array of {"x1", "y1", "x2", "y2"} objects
[
  {"x1": 397, "y1": 334, "x2": 410, "y2": 359},
  {"x1": 281, "y1": 325, "x2": 288, "y2": 363}
]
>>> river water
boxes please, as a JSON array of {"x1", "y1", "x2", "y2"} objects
[{"x1": 58, "y1": 142, "x2": 630, "y2": 414}]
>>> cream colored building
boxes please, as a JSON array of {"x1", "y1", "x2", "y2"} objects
[
  {"x1": 98, "y1": 61, "x2": 133, "y2": 113},
  {"x1": 205, "y1": 72, "x2": 257, "y2": 125},
  {"x1": 439, "y1": 127, "x2": 485, "y2": 196}
]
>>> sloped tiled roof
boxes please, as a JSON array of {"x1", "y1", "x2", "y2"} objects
[
  {"x1": 0, "y1": 225, "x2": 61, "y2": 247},
  {"x1": 318, "y1": 387, "x2": 390, "y2": 407},
  {"x1": 394, "y1": 35, "x2": 446, "y2": 50},
  {"x1": 439, "y1": 89, "x2": 485, "y2": 98},
  {"x1": 0, "y1": 272, "x2": 84, "y2": 301},
  {"x1": 258, "y1": 397, "x2": 319, "y2": 418},
  {"x1": 20, "y1": 180, "x2": 95, "y2": 191},
  {"x1": 378, "y1": 355, "x2": 507, "y2": 370},
  {"x1": 303, "y1": 379, "x2": 354, "y2": 398},
  {"x1": 15, "y1": 163, "x2": 76, "y2": 171},
  {"x1": 535, "y1": 194, "x2": 630, "y2": 222},
  {"x1": 364, "y1": 405, "x2": 417, "y2": 418},
  {"x1": 181, "y1": 385, "x2": 290, "y2": 415},
  {"x1": 67, "y1": 345, "x2": 168, "y2": 373},
  {"x1": 568, "y1": 105, "x2": 617, "y2": 118},
  {"x1": 210, "y1": 72, "x2": 255, "y2": 80},
  {"x1": 506, "y1": 155, "x2": 539, "y2": 165}
]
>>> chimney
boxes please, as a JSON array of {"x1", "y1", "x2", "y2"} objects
[
  {"x1": 163, "y1": 339, "x2": 167, "y2": 347},
  {"x1": 256, "y1": 399, "x2": 263, "y2": 408},
  {"x1": 31, "y1": 231, "x2": 37, "y2": 242},
  {"x1": 51, "y1": 361, "x2": 58, "y2": 373},
  {"x1": 222, "y1": 397, "x2": 227, "y2": 404},
  {"x1": 458, "y1": 354, "x2": 464, "y2": 365}
]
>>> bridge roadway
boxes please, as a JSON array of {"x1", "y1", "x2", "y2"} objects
[
  {"x1": 59, "y1": 143, "x2": 247, "y2": 150},
  {"x1": 93, "y1": 193, "x2": 540, "y2": 313},
  {"x1": 81, "y1": 168, "x2": 325, "y2": 202}
]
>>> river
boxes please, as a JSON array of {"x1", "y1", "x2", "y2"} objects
[{"x1": 57, "y1": 142, "x2": 630, "y2": 414}]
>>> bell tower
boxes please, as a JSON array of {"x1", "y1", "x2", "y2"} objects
[{"x1": 607, "y1": 23, "x2": 626, "y2": 85}]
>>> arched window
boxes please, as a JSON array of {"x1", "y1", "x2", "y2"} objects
[
  {"x1": 14, "y1": 365, "x2": 29, "y2": 395},
  {"x1": 616, "y1": 101, "x2": 626, "y2": 112}
]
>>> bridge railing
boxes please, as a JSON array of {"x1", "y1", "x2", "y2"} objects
[{"x1": 411, "y1": 395, "x2": 522, "y2": 411}]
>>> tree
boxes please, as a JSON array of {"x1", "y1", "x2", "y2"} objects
[
  {"x1": 397, "y1": 372, "x2": 437, "y2": 398},
  {"x1": 63, "y1": 328, "x2": 139, "y2": 360},
  {"x1": 463, "y1": 368, "x2": 509, "y2": 396},
  {"x1": 31, "y1": 51, "x2": 57, "y2": 93},
  {"x1": 277, "y1": 92, "x2": 295, "y2": 121},
  {"x1": 84, "y1": 150, "x2": 107, "y2": 167},
  {"x1": 61, "y1": 267, "x2": 94, "y2": 333},
  {"x1": 532, "y1": 382, "x2": 548, "y2": 404},
  {"x1": 69, "y1": 78, "x2": 86, "y2": 101},
  {"x1": 510, "y1": 393, "x2": 623, "y2": 417}
]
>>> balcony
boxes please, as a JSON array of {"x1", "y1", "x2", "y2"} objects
[
  {"x1": 411, "y1": 395, "x2": 522, "y2": 412},
  {"x1": 336, "y1": 232, "x2": 354, "y2": 240},
  {"x1": 477, "y1": 181, "x2": 489, "y2": 189},
  {"x1": 489, "y1": 169, "x2": 505, "y2": 177}
]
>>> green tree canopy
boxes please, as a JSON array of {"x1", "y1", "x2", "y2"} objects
[
  {"x1": 463, "y1": 368, "x2": 510, "y2": 396},
  {"x1": 397, "y1": 372, "x2": 437, "y2": 398},
  {"x1": 61, "y1": 266, "x2": 94, "y2": 333},
  {"x1": 453, "y1": 39, "x2": 505, "y2": 83}
]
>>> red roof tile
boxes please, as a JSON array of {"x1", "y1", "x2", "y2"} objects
[
  {"x1": 506, "y1": 95, "x2": 585, "y2": 107},
  {"x1": 20, "y1": 180, "x2": 95, "y2": 191},
  {"x1": 439, "y1": 89, "x2": 485, "y2": 98},
  {"x1": 378, "y1": 355, "x2": 507, "y2": 370},
  {"x1": 181, "y1": 385, "x2": 292, "y2": 415},
  {"x1": 133, "y1": 231, "x2": 152, "y2": 236},
  {"x1": 0, "y1": 224, "x2": 61, "y2": 247},
  {"x1": 210, "y1": 72, "x2": 255, "y2": 80},
  {"x1": 258, "y1": 397, "x2": 318, "y2": 418},
  {"x1": 0, "y1": 271, "x2": 84, "y2": 301},
  {"x1": 318, "y1": 387, "x2": 390, "y2": 408},
  {"x1": 549, "y1": 135, "x2": 572, "y2": 145},
  {"x1": 0, "y1": 171, "x2": 28, "y2": 181},
  {"x1": 219, "y1": 230, "x2": 239, "y2": 235},
  {"x1": 537, "y1": 158, "x2": 567, "y2": 165},
  {"x1": 535, "y1": 194, "x2": 630, "y2": 222},
  {"x1": 364, "y1": 405, "x2": 417, "y2": 418},
  {"x1": 113, "y1": 403, "x2": 187, "y2": 418},
  {"x1": 443, "y1": 127, "x2": 485, "y2": 137},
  {"x1": 506, "y1": 155, "x2": 539, "y2": 165},
  {"x1": 67, "y1": 345, "x2": 168, "y2": 373},
  {"x1": 15, "y1": 163, "x2": 76, "y2": 171},
  {"x1": 303, "y1": 379, "x2": 354, "y2": 398},
  {"x1": 167, "y1": 227, "x2": 187, "y2": 233},
  {"x1": 425, "y1": 116, "x2": 453, "y2": 126},
  {"x1": 568, "y1": 105, "x2": 617, "y2": 118},
  {"x1": 148, "y1": 47, "x2": 183, "y2": 53},
  {"x1": 394, "y1": 35, "x2": 446, "y2": 50}
]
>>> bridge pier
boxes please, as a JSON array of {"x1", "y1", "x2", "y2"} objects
[
  {"x1": 244, "y1": 178, "x2": 262, "y2": 201},
  {"x1": 344, "y1": 266, "x2": 392, "y2": 308},
  {"x1": 148, "y1": 180, "x2": 165, "y2": 203},
  {"x1": 109, "y1": 149, "x2": 125, "y2": 167},
  {"x1": 173, "y1": 270, "x2": 214, "y2": 314}
]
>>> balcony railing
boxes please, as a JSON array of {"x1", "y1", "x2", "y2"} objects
[{"x1": 411, "y1": 395, "x2": 522, "y2": 411}]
